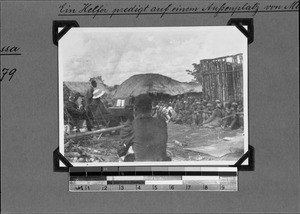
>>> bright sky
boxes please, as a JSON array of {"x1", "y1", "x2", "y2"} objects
[{"x1": 59, "y1": 26, "x2": 247, "y2": 86}]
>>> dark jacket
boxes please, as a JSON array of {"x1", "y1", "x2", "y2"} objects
[
  {"x1": 65, "y1": 100, "x2": 84, "y2": 117},
  {"x1": 117, "y1": 119, "x2": 135, "y2": 157},
  {"x1": 132, "y1": 114, "x2": 168, "y2": 161},
  {"x1": 85, "y1": 86, "x2": 94, "y2": 108}
]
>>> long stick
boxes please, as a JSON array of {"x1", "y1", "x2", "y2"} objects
[{"x1": 65, "y1": 125, "x2": 125, "y2": 139}]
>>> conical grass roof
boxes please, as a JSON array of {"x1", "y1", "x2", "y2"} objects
[{"x1": 113, "y1": 73, "x2": 202, "y2": 98}]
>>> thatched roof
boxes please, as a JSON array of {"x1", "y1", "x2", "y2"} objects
[
  {"x1": 64, "y1": 79, "x2": 110, "y2": 97},
  {"x1": 113, "y1": 73, "x2": 202, "y2": 98}
]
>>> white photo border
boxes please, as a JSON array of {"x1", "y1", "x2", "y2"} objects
[{"x1": 58, "y1": 26, "x2": 249, "y2": 167}]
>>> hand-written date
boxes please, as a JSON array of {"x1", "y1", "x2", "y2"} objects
[{"x1": 1, "y1": 68, "x2": 17, "y2": 81}]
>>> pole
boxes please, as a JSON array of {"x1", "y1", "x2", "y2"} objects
[{"x1": 65, "y1": 125, "x2": 125, "y2": 139}]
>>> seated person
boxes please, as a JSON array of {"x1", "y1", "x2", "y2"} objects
[
  {"x1": 174, "y1": 110, "x2": 184, "y2": 124},
  {"x1": 167, "y1": 103, "x2": 176, "y2": 122},
  {"x1": 224, "y1": 102, "x2": 241, "y2": 130},
  {"x1": 65, "y1": 92, "x2": 92, "y2": 131},
  {"x1": 202, "y1": 103, "x2": 212, "y2": 121},
  {"x1": 237, "y1": 102, "x2": 244, "y2": 129},
  {"x1": 192, "y1": 108, "x2": 202, "y2": 126},
  {"x1": 202, "y1": 102, "x2": 224, "y2": 127},
  {"x1": 156, "y1": 103, "x2": 171, "y2": 123},
  {"x1": 118, "y1": 94, "x2": 170, "y2": 162}
]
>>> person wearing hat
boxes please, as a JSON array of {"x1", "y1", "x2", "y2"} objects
[
  {"x1": 92, "y1": 89, "x2": 105, "y2": 100},
  {"x1": 89, "y1": 89, "x2": 118, "y2": 127},
  {"x1": 118, "y1": 94, "x2": 170, "y2": 162},
  {"x1": 85, "y1": 79, "x2": 97, "y2": 126},
  {"x1": 85, "y1": 79, "x2": 97, "y2": 110}
]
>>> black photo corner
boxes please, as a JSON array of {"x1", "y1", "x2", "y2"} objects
[{"x1": 53, "y1": 18, "x2": 255, "y2": 173}]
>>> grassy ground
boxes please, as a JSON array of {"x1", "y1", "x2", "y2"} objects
[{"x1": 64, "y1": 122, "x2": 244, "y2": 163}]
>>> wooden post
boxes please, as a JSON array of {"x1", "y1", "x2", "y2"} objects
[
  {"x1": 232, "y1": 63, "x2": 236, "y2": 101},
  {"x1": 199, "y1": 53, "x2": 243, "y2": 105}
]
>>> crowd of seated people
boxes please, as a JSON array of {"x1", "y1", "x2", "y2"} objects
[
  {"x1": 151, "y1": 95, "x2": 244, "y2": 130},
  {"x1": 64, "y1": 88, "x2": 244, "y2": 135}
]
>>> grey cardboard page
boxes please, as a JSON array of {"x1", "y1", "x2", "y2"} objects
[{"x1": 1, "y1": 0, "x2": 299, "y2": 213}]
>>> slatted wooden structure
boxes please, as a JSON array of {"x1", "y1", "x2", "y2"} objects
[{"x1": 200, "y1": 53, "x2": 243, "y2": 105}]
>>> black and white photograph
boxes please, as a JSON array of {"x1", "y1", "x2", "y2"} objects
[
  {"x1": 1, "y1": 0, "x2": 299, "y2": 212},
  {"x1": 59, "y1": 26, "x2": 248, "y2": 166}
]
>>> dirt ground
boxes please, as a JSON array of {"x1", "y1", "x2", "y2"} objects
[{"x1": 64, "y1": 122, "x2": 245, "y2": 163}]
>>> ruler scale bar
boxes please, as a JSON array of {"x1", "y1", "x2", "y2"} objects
[{"x1": 69, "y1": 167, "x2": 238, "y2": 192}]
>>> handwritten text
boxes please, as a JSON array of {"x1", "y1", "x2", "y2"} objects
[{"x1": 57, "y1": 1, "x2": 299, "y2": 18}]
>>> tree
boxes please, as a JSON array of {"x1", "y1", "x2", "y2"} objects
[{"x1": 186, "y1": 63, "x2": 203, "y2": 85}]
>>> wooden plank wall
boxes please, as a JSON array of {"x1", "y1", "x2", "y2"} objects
[{"x1": 201, "y1": 54, "x2": 243, "y2": 105}]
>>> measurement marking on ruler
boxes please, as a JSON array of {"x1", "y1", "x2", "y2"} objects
[{"x1": 69, "y1": 167, "x2": 238, "y2": 191}]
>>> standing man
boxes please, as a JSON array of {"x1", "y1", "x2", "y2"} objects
[
  {"x1": 85, "y1": 79, "x2": 97, "y2": 127},
  {"x1": 86, "y1": 79, "x2": 97, "y2": 110}
]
